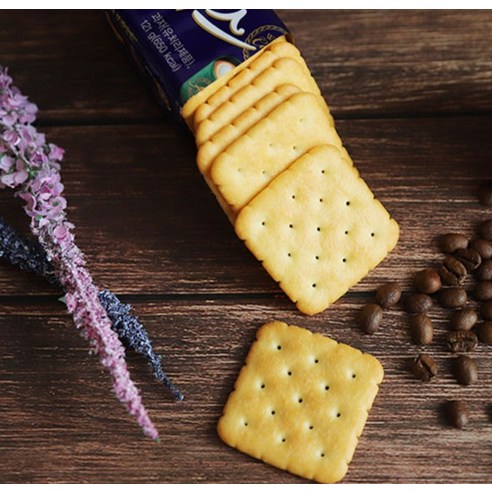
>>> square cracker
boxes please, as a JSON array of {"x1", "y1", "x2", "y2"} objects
[
  {"x1": 181, "y1": 36, "x2": 287, "y2": 131},
  {"x1": 196, "y1": 84, "x2": 302, "y2": 175},
  {"x1": 193, "y1": 44, "x2": 319, "y2": 131},
  {"x1": 217, "y1": 320, "x2": 384, "y2": 484},
  {"x1": 195, "y1": 58, "x2": 330, "y2": 147},
  {"x1": 210, "y1": 92, "x2": 346, "y2": 214},
  {"x1": 196, "y1": 84, "x2": 302, "y2": 224},
  {"x1": 234, "y1": 144, "x2": 399, "y2": 315}
]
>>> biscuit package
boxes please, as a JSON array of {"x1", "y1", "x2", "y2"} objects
[
  {"x1": 107, "y1": 10, "x2": 290, "y2": 123},
  {"x1": 109, "y1": 9, "x2": 399, "y2": 315}
]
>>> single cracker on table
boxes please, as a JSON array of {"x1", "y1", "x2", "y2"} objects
[
  {"x1": 234, "y1": 144, "x2": 399, "y2": 315},
  {"x1": 196, "y1": 84, "x2": 302, "y2": 176},
  {"x1": 195, "y1": 57, "x2": 332, "y2": 147},
  {"x1": 210, "y1": 92, "x2": 347, "y2": 214},
  {"x1": 181, "y1": 35, "x2": 287, "y2": 131},
  {"x1": 217, "y1": 320, "x2": 384, "y2": 484},
  {"x1": 193, "y1": 42, "x2": 318, "y2": 131}
]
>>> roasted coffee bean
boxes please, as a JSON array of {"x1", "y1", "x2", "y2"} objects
[
  {"x1": 413, "y1": 268, "x2": 442, "y2": 294},
  {"x1": 438, "y1": 255, "x2": 467, "y2": 285},
  {"x1": 469, "y1": 238, "x2": 492, "y2": 260},
  {"x1": 412, "y1": 353, "x2": 438, "y2": 381},
  {"x1": 438, "y1": 233, "x2": 469, "y2": 254},
  {"x1": 454, "y1": 248, "x2": 482, "y2": 272},
  {"x1": 439, "y1": 287, "x2": 467, "y2": 308},
  {"x1": 481, "y1": 300, "x2": 492, "y2": 320},
  {"x1": 478, "y1": 180, "x2": 492, "y2": 207},
  {"x1": 359, "y1": 303, "x2": 383, "y2": 334},
  {"x1": 405, "y1": 293, "x2": 433, "y2": 314},
  {"x1": 474, "y1": 280, "x2": 492, "y2": 301},
  {"x1": 454, "y1": 355, "x2": 478, "y2": 386},
  {"x1": 450, "y1": 308, "x2": 478, "y2": 331},
  {"x1": 475, "y1": 259, "x2": 492, "y2": 281},
  {"x1": 410, "y1": 313, "x2": 434, "y2": 345},
  {"x1": 476, "y1": 321, "x2": 492, "y2": 344},
  {"x1": 375, "y1": 282, "x2": 402, "y2": 308},
  {"x1": 479, "y1": 219, "x2": 492, "y2": 241},
  {"x1": 446, "y1": 400, "x2": 469, "y2": 428},
  {"x1": 446, "y1": 330, "x2": 478, "y2": 352}
]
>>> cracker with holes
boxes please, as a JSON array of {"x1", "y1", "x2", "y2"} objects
[
  {"x1": 196, "y1": 84, "x2": 302, "y2": 176},
  {"x1": 181, "y1": 36, "x2": 288, "y2": 131},
  {"x1": 217, "y1": 321, "x2": 384, "y2": 483},
  {"x1": 195, "y1": 58, "x2": 330, "y2": 147},
  {"x1": 210, "y1": 92, "x2": 346, "y2": 214},
  {"x1": 197, "y1": 85, "x2": 302, "y2": 224},
  {"x1": 193, "y1": 44, "x2": 318, "y2": 131},
  {"x1": 235, "y1": 144, "x2": 399, "y2": 315}
]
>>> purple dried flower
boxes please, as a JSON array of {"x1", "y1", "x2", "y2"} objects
[
  {"x1": 98, "y1": 290, "x2": 184, "y2": 401},
  {"x1": 0, "y1": 65, "x2": 158, "y2": 439},
  {"x1": 0, "y1": 216, "x2": 58, "y2": 284},
  {"x1": 0, "y1": 216, "x2": 183, "y2": 400}
]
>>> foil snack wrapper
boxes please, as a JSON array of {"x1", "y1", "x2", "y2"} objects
[{"x1": 107, "y1": 9, "x2": 289, "y2": 124}]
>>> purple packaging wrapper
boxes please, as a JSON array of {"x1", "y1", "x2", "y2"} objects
[{"x1": 108, "y1": 9, "x2": 289, "y2": 125}]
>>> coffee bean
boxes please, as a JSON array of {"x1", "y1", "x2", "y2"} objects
[
  {"x1": 446, "y1": 330, "x2": 478, "y2": 352},
  {"x1": 450, "y1": 308, "x2": 478, "y2": 331},
  {"x1": 439, "y1": 287, "x2": 467, "y2": 308},
  {"x1": 359, "y1": 304, "x2": 383, "y2": 334},
  {"x1": 375, "y1": 282, "x2": 402, "y2": 308},
  {"x1": 478, "y1": 180, "x2": 492, "y2": 207},
  {"x1": 479, "y1": 219, "x2": 492, "y2": 241},
  {"x1": 410, "y1": 313, "x2": 434, "y2": 345},
  {"x1": 454, "y1": 248, "x2": 482, "y2": 272},
  {"x1": 405, "y1": 293, "x2": 433, "y2": 314},
  {"x1": 413, "y1": 268, "x2": 442, "y2": 294},
  {"x1": 446, "y1": 400, "x2": 469, "y2": 428},
  {"x1": 454, "y1": 355, "x2": 478, "y2": 385},
  {"x1": 469, "y1": 238, "x2": 492, "y2": 260},
  {"x1": 474, "y1": 280, "x2": 492, "y2": 301},
  {"x1": 412, "y1": 353, "x2": 438, "y2": 381},
  {"x1": 438, "y1": 233, "x2": 469, "y2": 254},
  {"x1": 438, "y1": 255, "x2": 467, "y2": 285},
  {"x1": 481, "y1": 300, "x2": 492, "y2": 320},
  {"x1": 475, "y1": 259, "x2": 492, "y2": 281},
  {"x1": 476, "y1": 321, "x2": 492, "y2": 344}
]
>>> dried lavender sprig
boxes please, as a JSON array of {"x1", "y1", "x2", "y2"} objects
[
  {"x1": 0, "y1": 216, "x2": 183, "y2": 400},
  {"x1": 99, "y1": 290, "x2": 184, "y2": 401},
  {"x1": 0, "y1": 216, "x2": 59, "y2": 285},
  {"x1": 1, "y1": 66, "x2": 157, "y2": 439}
]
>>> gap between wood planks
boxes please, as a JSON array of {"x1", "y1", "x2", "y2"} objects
[{"x1": 34, "y1": 107, "x2": 492, "y2": 129}]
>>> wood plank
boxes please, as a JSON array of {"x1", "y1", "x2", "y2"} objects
[
  {"x1": 0, "y1": 11, "x2": 491, "y2": 122},
  {"x1": 0, "y1": 298, "x2": 490, "y2": 483},
  {"x1": 0, "y1": 117, "x2": 490, "y2": 296},
  {"x1": 1, "y1": 9, "x2": 491, "y2": 485}
]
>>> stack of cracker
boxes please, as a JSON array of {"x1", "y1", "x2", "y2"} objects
[{"x1": 182, "y1": 37, "x2": 399, "y2": 316}]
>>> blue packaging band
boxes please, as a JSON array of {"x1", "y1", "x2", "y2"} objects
[{"x1": 108, "y1": 9, "x2": 289, "y2": 123}]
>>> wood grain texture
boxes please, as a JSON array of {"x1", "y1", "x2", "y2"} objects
[
  {"x1": 0, "y1": 11, "x2": 491, "y2": 123},
  {"x1": 0, "y1": 117, "x2": 490, "y2": 297},
  {"x1": 0, "y1": 298, "x2": 491, "y2": 483},
  {"x1": 0, "y1": 10, "x2": 491, "y2": 484}
]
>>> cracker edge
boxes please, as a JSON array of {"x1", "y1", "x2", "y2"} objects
[{"x1": 216, "y1": 320, "x2": 385, "y2": 483}]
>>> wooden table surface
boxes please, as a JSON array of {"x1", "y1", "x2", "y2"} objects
[{"x1": 0, "y1": 10, "x2": 491, "y2": 484}]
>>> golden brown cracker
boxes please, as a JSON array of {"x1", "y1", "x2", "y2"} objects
[
  {"x1": 181, "y1": 36, "x2": 287, "y2": 131},
  {"x1": 209, "y1": 92, "x2": 345, "y2": 213},
  {"x1": 217, "y1": 321, "x2": 384, "y2": 483},
  {"x1": 192, "y1": 44, "x2": 319, "y2": 131},
  {"x1": 195, "y1": 57, "x2": 330, "y2": 147},
  {"x1": 196, "y1": 84, "x2": 302, "y2": 175},
  {"x1": 234, "y1": 144, "x2": 399, "y2": 315}
]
